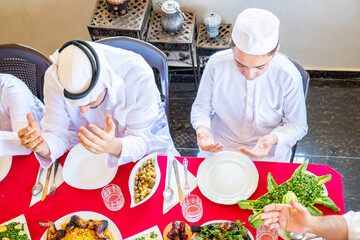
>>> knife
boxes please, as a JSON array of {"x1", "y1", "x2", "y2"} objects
[
  {"x1": 172, "y1": 158, "x2": 183, "y2": 205},
  {"x1": 41, "y1": 163, "x2": 53, "y2": 201}
]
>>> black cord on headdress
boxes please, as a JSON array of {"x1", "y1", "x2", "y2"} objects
[{"x1": 58, "y1": 40, "x2": 100, "y2": 100}]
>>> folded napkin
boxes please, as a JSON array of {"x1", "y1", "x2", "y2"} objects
[
  {"x1": 163, "y1": 154, "x2": 197, "y2": 214},
  {"x1": 29, "y1": 163, "x2": 64, "y2": 207}
]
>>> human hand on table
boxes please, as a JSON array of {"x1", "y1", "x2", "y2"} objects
[
  {"x1": 196, "y1": 126, "x2": 223, "y2": 152},
  {"x1": 238, "y1": 134, "x2": 278, "y2": 158},
  {"x1": 18, "y1": 113, "x2": 51, "y2": 158},
  {"x1": 260, "y1": 199, "x2": 311, "y2": 234},
  {"x1": 78, "y1": 115, "x2": 122, "y2": 158}
]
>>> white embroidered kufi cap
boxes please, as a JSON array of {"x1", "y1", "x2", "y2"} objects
[{"x1": 231, "y1": 8, "x2": 280, "y2": 55}]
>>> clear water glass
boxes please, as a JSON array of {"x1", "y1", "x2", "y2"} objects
[
  {"x1": 256, "y1": 224, "x2": 278, "y2": 240},
  {"x1": 181, "y1": 194, "x2": 203, "y2": 222},
  {"x1": 101, "y1": 184, "x2": 125, "y2": 211}
]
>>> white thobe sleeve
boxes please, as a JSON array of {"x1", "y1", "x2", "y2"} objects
[
  {"x1": 106, "y1": 66, "x2": 161, "y2": 167},
  {"x1": 270, "y1": 74, "x2": 308, "y2": 151},
  {"x1": 36, "y1": 69, "x2": 77, "y2": 168},
  {"x1": 0, "y1": 88, "x2": 37, "y2": 156},
  {"x1": 343, "y1": 211, "x2": 360, "y2": 240},
  {"x1": 190, "y1": 60, "x2": 214, "y2": 131}
]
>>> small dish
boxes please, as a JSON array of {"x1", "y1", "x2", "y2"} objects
[
  {"x1": 129, "y1": 152, "x2": 161, "y2": 208},
  {"x1": 125, "y1": 225, "x2": 163, "y2": 240},
  {"x1": 163, "y1": 221, "x2": 192, "y2": 240},
  {"x1": 0, "y1": 214, "x2": 32, "y2": 240}
]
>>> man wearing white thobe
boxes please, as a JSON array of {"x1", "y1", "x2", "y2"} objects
[
  {"x1": 0, "y1": 73, "x2": 44, "y2": 156},
  {"x1": 191, "y1": 8, "x2": 307, "y2": 162},
  {"x1": 18, "y1": 40, "x2": 178, "y2": 168}
]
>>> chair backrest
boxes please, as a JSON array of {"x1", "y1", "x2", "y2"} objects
[
  {"x1": 288, "y1": 58, "x2": 310, "y2": 100},
  {"x1": 95, "y1": 36, "x2": 169, "y2": 117},
  {"x1": 287, "y1": 57, "x2": 310, "y2": 163},
  {"x1": 0, "y1": 43, "x2": 51, "y2": 102}
]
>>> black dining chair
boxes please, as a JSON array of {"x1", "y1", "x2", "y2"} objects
[
  {"x1": 0, "y1": 43, "x2": 51, "y2": 102},
  {"x1": 95, "y1": 36, "x2": 170, "y2": 118},
  {"x1": 288, "y1": 57, "x2": 310, "y2": 163}
]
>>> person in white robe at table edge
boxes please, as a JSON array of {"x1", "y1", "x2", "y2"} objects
[
  {"x1": 259, "y1": 199, "x2": 360, "y2": 240},
  {"x1": 191, "y1": 8, "x2": 308, "y2": 162},
  {"x1": 0, "y1": 73, "x2": 44, "y2": 156},
  {"x1": 18, "y1": 40, "x2": 179, "y2": 168}
]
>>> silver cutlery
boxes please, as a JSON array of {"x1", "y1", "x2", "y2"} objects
[
  {"x1": 290, "y1": 232, "x2": 306, "y2": 240},
  {"x1": 32, "y1": 166, "x2": 44, "y2": 196},
  {"x1": 163, "y1": 156, "x2": 174, "y2": 200},
  {"x1": 41, "y1": 163, "x2": 53, "y2": 201},
  {"x1": 172, "y1": 159, "x2": 183, "y2": 204},
  {"x1": 49, "y1": 159, "x2": 60, "y2": 195},
  {"x1": 183, "y1": 158, "x2": 190, "y2": 197}
]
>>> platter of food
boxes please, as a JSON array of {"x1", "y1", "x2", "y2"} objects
[
  {"x1": 63, "y1": 143, "x2": 118, "y2": 189},
  {"x1": 129, "y1": 152, "x2": 160, "y2": 208},
  {"x1": 191, "y1": 220, "x2": 254, "y2": 240},
  {"x1": 0, "y1": 156, "x2": 12, "y2": 182},
  {"x1": 163, "y1": 221, "x2": 192, "y2": 240},
  {"x1": 238, "y1": 160, "x2": 340, "y2": 230},
  {"x1": 0, "y1": 214, "x2": 31, "y2": 240},
  {"x1": 39, "y1": 211, "x2": 121, "y2": 240},
  {"x1": 125, "y1": 225, "x2": 163, "y2": 240},
  {"x1": 197, "y1": 151, "x2": 259, "y2": 205}
]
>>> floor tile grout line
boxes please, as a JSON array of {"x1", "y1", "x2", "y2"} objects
[{"x1": 295, "y1": 154, "x2": 360, "y2": 160}]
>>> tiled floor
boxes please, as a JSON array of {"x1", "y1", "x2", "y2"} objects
[{"x1": 168, "y1": 74, "x2": 360, "y2": 213}]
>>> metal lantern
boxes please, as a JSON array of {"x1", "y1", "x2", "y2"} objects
[
  {"x1": 106, "y1": 0, "x2": 129, "y2": 15},
  {"x1": 204, "y1": 12, "x2": 221, "y2": 38}
]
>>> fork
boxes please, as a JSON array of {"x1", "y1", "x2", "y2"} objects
[
  {"x1": 183, "y1": 158, "x2": 190, "y2": 197},
  {"x1": 49, "y1": 159, "x2": 60, "y2": 195}
]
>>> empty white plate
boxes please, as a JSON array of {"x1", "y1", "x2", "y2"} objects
[
  {"x1": 197, "y1": 151, "x2": 259, "y2": 205},
  {"x1": 0, "y1": 156, "x2": 12, "y2": 182},
  {"x1": 63, "y1": 143, "x2": 118, "y2": 189}
]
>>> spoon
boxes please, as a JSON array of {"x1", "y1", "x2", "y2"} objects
[
  {"x1": 32, "y1": 167, "x2": 44, "y2": 196},
  {"x1": 290, "y1": 232, "x2": 305, "y2": 240},
  {"x1": 163, "y1": 157, "x2": 174, "y2": 200}
]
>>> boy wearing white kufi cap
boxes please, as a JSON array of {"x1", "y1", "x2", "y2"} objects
[
  {"x1": 18, "y1": 40, "x2": 178, "y2": 168},
  {"x1": 191, "y1": 8, "x2": 308, "y2": 162}
]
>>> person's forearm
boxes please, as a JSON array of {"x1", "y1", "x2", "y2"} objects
[{"x1": 307, "y1": 215, "x2": 348, "y2": 240}]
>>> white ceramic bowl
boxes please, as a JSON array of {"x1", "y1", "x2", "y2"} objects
[{"x1": 129, "y1": 152, "x2": 161, "y2": 208}]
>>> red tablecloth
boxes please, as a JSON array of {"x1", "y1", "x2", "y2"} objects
[{"x1": 0, "y1": 153, "x2": 344, "y2": 239}]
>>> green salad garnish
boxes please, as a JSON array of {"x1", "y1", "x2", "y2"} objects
[{"x1": 0, "y1": 222, "x2": 29, "y2": 240}]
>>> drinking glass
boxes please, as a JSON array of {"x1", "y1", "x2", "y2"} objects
[
  {"x1": 181, "y1": 194, "x2": 203, "y2": 222},
  {"x1": 256, "y1": 224, "x2": 278, "y2": 240},
  {"x1": 101, "y1": 184, "x2": 125, "y2": 211}
]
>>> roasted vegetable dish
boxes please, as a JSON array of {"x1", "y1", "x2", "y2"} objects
[
  {"x1": 0, "y1": 222, "x2": 29, "y2": 240},
  {"x1": 238, "y1": 160, "x2": 340, "y2": 230},
  {"x1": 134, "y1": 157, "x2": 157, "y2": 203},
  {"x1": 191, "y1": 221, "x2": 251, "y2": 240},
  {"x1": 38, "y1": 215, "x2": 113, "y2": 240}
]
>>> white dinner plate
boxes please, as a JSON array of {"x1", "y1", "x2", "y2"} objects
[
  {"x1": 0, "y1": 214, "x2": 31, "y2": 239},
  {"x1": 129, "y1": 152, "x2": 161, "y2": 208},
  {"x1": 197, "y1": 151, "x2": 259, "y2": 205},
  {"x1": 0, "y1": 156, "x2": 12, "y2": 182},
  {"x1": 196, "y1": 220, "x2": 254, "y2": 240},
  {"x1": 125, "y1": 225, "x2": 163, "y2": 240},
  {"x1": 63, "y1": 143, "x2": 118, "y2": 189},
  {"x1": 40, "y1": 211, "x2": 122, "y2": 240}
]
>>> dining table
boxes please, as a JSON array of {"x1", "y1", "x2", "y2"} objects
[{"x1": 0, "y1": 152, "x2": 345, "y2": 239}]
